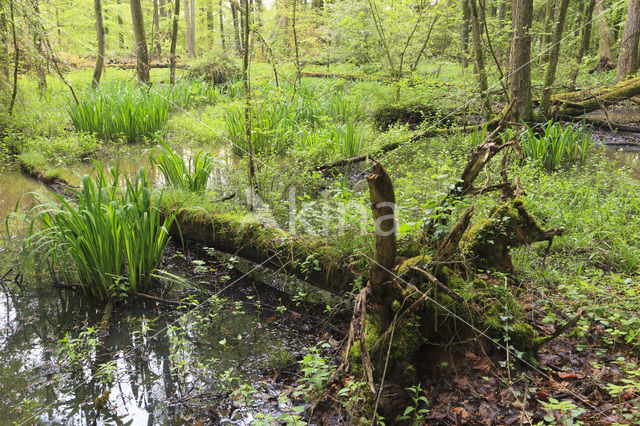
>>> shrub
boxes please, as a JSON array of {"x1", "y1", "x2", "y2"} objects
[
  {"x1": 67, "y1": 83, "x2": 170, "y2": 143},
  {"x1": 184, "y1": 51, "x2": 241, "y2": 85},
  {"x1": 24, "y1": 162, "x2": 176, "y2": 300},
  {"x1": 373, "y1": 101, "x2": 450, "y2": 131},
  {"x1": 520, "y1": 121, "x2": 593, "y2": 170},
  {"x1": 151, "y1": 138, "x2": 218, "y2": 192}
]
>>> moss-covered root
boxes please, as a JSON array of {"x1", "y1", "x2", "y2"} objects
[{"x1": 460, "y1": 199, "x2": 564, "y2": 272}]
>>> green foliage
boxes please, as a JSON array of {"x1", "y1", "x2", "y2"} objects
[
  {"x1": 184, "y1": 50, "x2": 241, "y2": 85},
  {"x1": 24, "y1": 162, "x2": 176, "y2": 300},
  {"x1": 150, "y1": 138, "x2": 218, "y2": 192},
  {"x1": 520, "y1": 121, "x2": 593, "y2": 170},
  {"x1": 67, "y1": 83, "x2": 170, "y2": 142}
]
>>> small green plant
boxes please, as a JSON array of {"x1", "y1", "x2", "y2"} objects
[
  {"x1": 399, "y1": 384, "x2": 430, "y2": 424},
  {"x1": 333, "y1": 120, "x2": 366, "y2": 158},
  {"x1": 151, "y1": 138, "x2": 218, "y2": 192},
  {"x1": 520, "y1": 121, "x2": 593, "y2": 170},
  {"x1": 299, "y1": 344, "x2": 334, "y2": 393},
  {"x1": 538, "y1": 398, "x2": 586, "y2": 425},
  {"x1": 57, "y1": 327, "x2": 99, "y2": 367}
]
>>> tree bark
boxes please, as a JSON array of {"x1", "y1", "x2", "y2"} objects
[
  {"x1": 461, "y1": 0, "x2": 471, "y2": 68},
  {"x1": 242, "y1": 0, "x2": 256, "y2": 206},
  {"x1": 616, "y1": 0, "x2": 640, "y2": 81},
  {"x1": 8, "y1": 0, "x2": 18, "y2": 116},
  {"x1": 540, "y1": 0, "x2": 556, "y2": 60},
  {"x1": 219, "y1": 0, "x2": 226, "y2": 49},
  {"x1": 153, "y1": 0, "x2": 162, "y2": 58},
  {"x1": 231, "y1": 1, "x2": 242, "y2": 54},
  {"x1": 595, "y1": 0, "x2": 612, "y2": 68},
  {"x1": 469, "y1": 0, "x2": 492, "y2": 117},
  {"x1": 117, "y1": 0, "x2": 125, "y2": 49},
  {"x1": 539, "y1": 0, "x2": 570, "y2": 118},
  {"x1": 93, "y1": 0, "x2": 106, "y2": 88},
  {"x1": 190, "y1": 0, "x2": 196, "y2": 55},
  {"x1": 130, "y1": 0, "x2": 151, "y2": 85},
  {"x1": 569, "y1": 0, "x2": 595, "y2": 90},
  {"x1": 170, "y1": 0, "x2": 181, "y2": 84},
  {"x1": 183, "y1": 0, "x2": 193, "y2": 57},
  {"x1": 508, "y1": 0, "x2": 534, "y2": 121}
]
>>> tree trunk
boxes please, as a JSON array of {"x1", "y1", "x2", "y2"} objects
[
  {"x1": 117, "y1": 0, "x2": 125, "y2": 49},
  {"x1": 508, "y1": 0, "x2": 534, "y2": 121},
  {"x1": 616, "y1": 0, "x2": 640, "y2": 81},
  {"x1": 93, "y1": 0, "x2": 106, "y2": 88},
  {"x1": 539, "y1": 0, "x2": 570, "y2": 118},
  {"x1": 0, "y1": 8, "x2": 8, "y2": 80},
  {"x1": 242, "y1": 0, "x2": 256, "y2": 206},
  {"x1": 153, "y1": 0, "x2": 162, "y2": 58},
  {"x1": 219, "y1": 0, "x2": 226, "y2": 49},
  {"x1": 129, "y1": 0, "x2": 151, "y2": 85},
  {"x1": 170, "y1": 0, "x2": 180, "y2": 84},
  {"x1": 469, "y1": 0, "x2": 492, "y2": 117},
  {"x1": 594, "y1": 0, "x2": 612, "y2": 69},
  {"x1": 207, "y1": 0, "x2": 215, "y2": 41},
  {"x1": 569, "y1": 0, "x2": 595, "y2": 90},
  {"x1": 540, "y1": 0, "x2": 556, "y2": 60},
  {"x1": 190, "y1": 0, "x2": 196, "y2": 55},
  {"x1": 231, "y1": 1, "x2": 242, "y2": 54},
  {"x1": 183, "y1": 0, "x2": 192, "y2": 57},
  {"x1": 461, "y1": 0, "x2": 471, "y2": 68},
  {"x1": 8, "y1": 0, "x2": 18, "y2": 116}
]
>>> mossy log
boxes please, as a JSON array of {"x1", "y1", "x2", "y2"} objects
[
  {"x1": 549, "y1": 75, "x2": 640, "y2": 117},
  {"x1": 460, "y1": 199, "x2": 564, "y2": 272},
  {"x1": 166, "y1": 208, "x2": 355, "y2": 294}
]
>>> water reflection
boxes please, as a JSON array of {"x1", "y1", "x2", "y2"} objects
[{"x1": 0, "y1": 276, "x2": 312, "y2": 424}]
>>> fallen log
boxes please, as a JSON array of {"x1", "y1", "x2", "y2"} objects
[
  {"x1": 550, "y1": 76, "x2": 640, "y2": 117},
  {"x1": 167, "y1": 208, "x2": 356, "y2": 295}
]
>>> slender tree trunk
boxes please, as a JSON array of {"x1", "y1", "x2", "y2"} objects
[
  {"x1": 569, "y1": 0, "x2": 595, "y2": 90},
  {"x1": 231, "y1": 1, "x2": 241, "y2": 54},
  {"x1": 469, "y1": 0, "x2": 492, "y2": 116},
  {"x1": 508, "y1": 0, "x2": 534, "y2": 121},
  {"x1": 498, "y1": 0, "x2": 506, "y2": 21},
  {"x1": 117, "y1": 0, "x2": 125, "y2": 49},
  {"x1": 31, "y1": 0, "x2": 47, "y2": 92},
  {"x1": 595, "y1": 0, "x2": 612, "y2": 68},
  {"x1": 616, "y1": 0, "x2": 640, "y2": 81},
  {"x1": 541, "y1": 0, "x2": 556, "y2": 49},
  {"x1": 539, "y1": 0, "x2": 569, "y2": 118},
  {"x1": 207, "y1": 0, "x2": 215, "y2": 41},
  {"x1": 219, "y1": 0, "x2": 226, "y2": 49},
  {"x1": 129, "y1": 0, "x2": 151, "y2": 85},
  {"x1": 242, "y1": 0, "x2": 255, "y2": 206},
  {"x1": 93, "y1": 0, "x2": 106, "y2": 88},
  {"x1": 461, "y1": 0, "x2": 470, "y2": 68},
  {"x1": 153, "y1": 0, "x2": 162, "y2": 58},
  {"x1": 170, "y1": 0, "x2": 180, "y2": 84},
  {"x1": 292, "y1": 0, "x2": 302, "y2": 86},
  {"x1": 8, "y1": 0, "x2": 18, "y2": 116},
  {"x1": 183, "y1": 0, "x2": 192, "y2": 56},
  {"x1": 0, "y1": 8, "x2": 8, "y2": 80},
  {"x1": 190, "y1": 0, "x2": 196, "y2": 55}
]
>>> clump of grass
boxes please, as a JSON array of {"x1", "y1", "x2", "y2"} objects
[
  {"x1": 521, "y1": 121, "x2": 593, "y2": 170},
  {"x1": 151, "y1": 138, "x2": 218, "y2": 192},
  {"x1": 67, "y1": 83, "x2": 170, "y2": 143},
  {"x1": 24, "y1": 162, "x2": 176, "y2": 300},
  {"x1": 333, "y1": 120, "x2": 366, "y2": 158}
]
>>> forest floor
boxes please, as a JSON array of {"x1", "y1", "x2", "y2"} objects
[{"x1": 1, "y1": 63, "x2": 640, "y2": 424}]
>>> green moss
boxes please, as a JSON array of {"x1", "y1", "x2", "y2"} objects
[
  {"x1": 397, "y1": 255, "x2": 429, "y2": 277},
  {"x1": 436, "y1": 266, "x2": 465, "y2": 290}
]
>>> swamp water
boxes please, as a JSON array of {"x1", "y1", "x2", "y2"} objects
[{"x1": 0, "y1": 148, "x2": 317, "y2": 425}]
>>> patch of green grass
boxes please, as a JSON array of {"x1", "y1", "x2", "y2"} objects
[
  {"x1": 67, "y1": 82, "x2": 170, "y2": 143},
  {"x1": 151, "y1": 138, "x2": 218, "y2": 192},
  {"x1": 521, "y1": 121, "x2": 593, "y2": 170}
]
